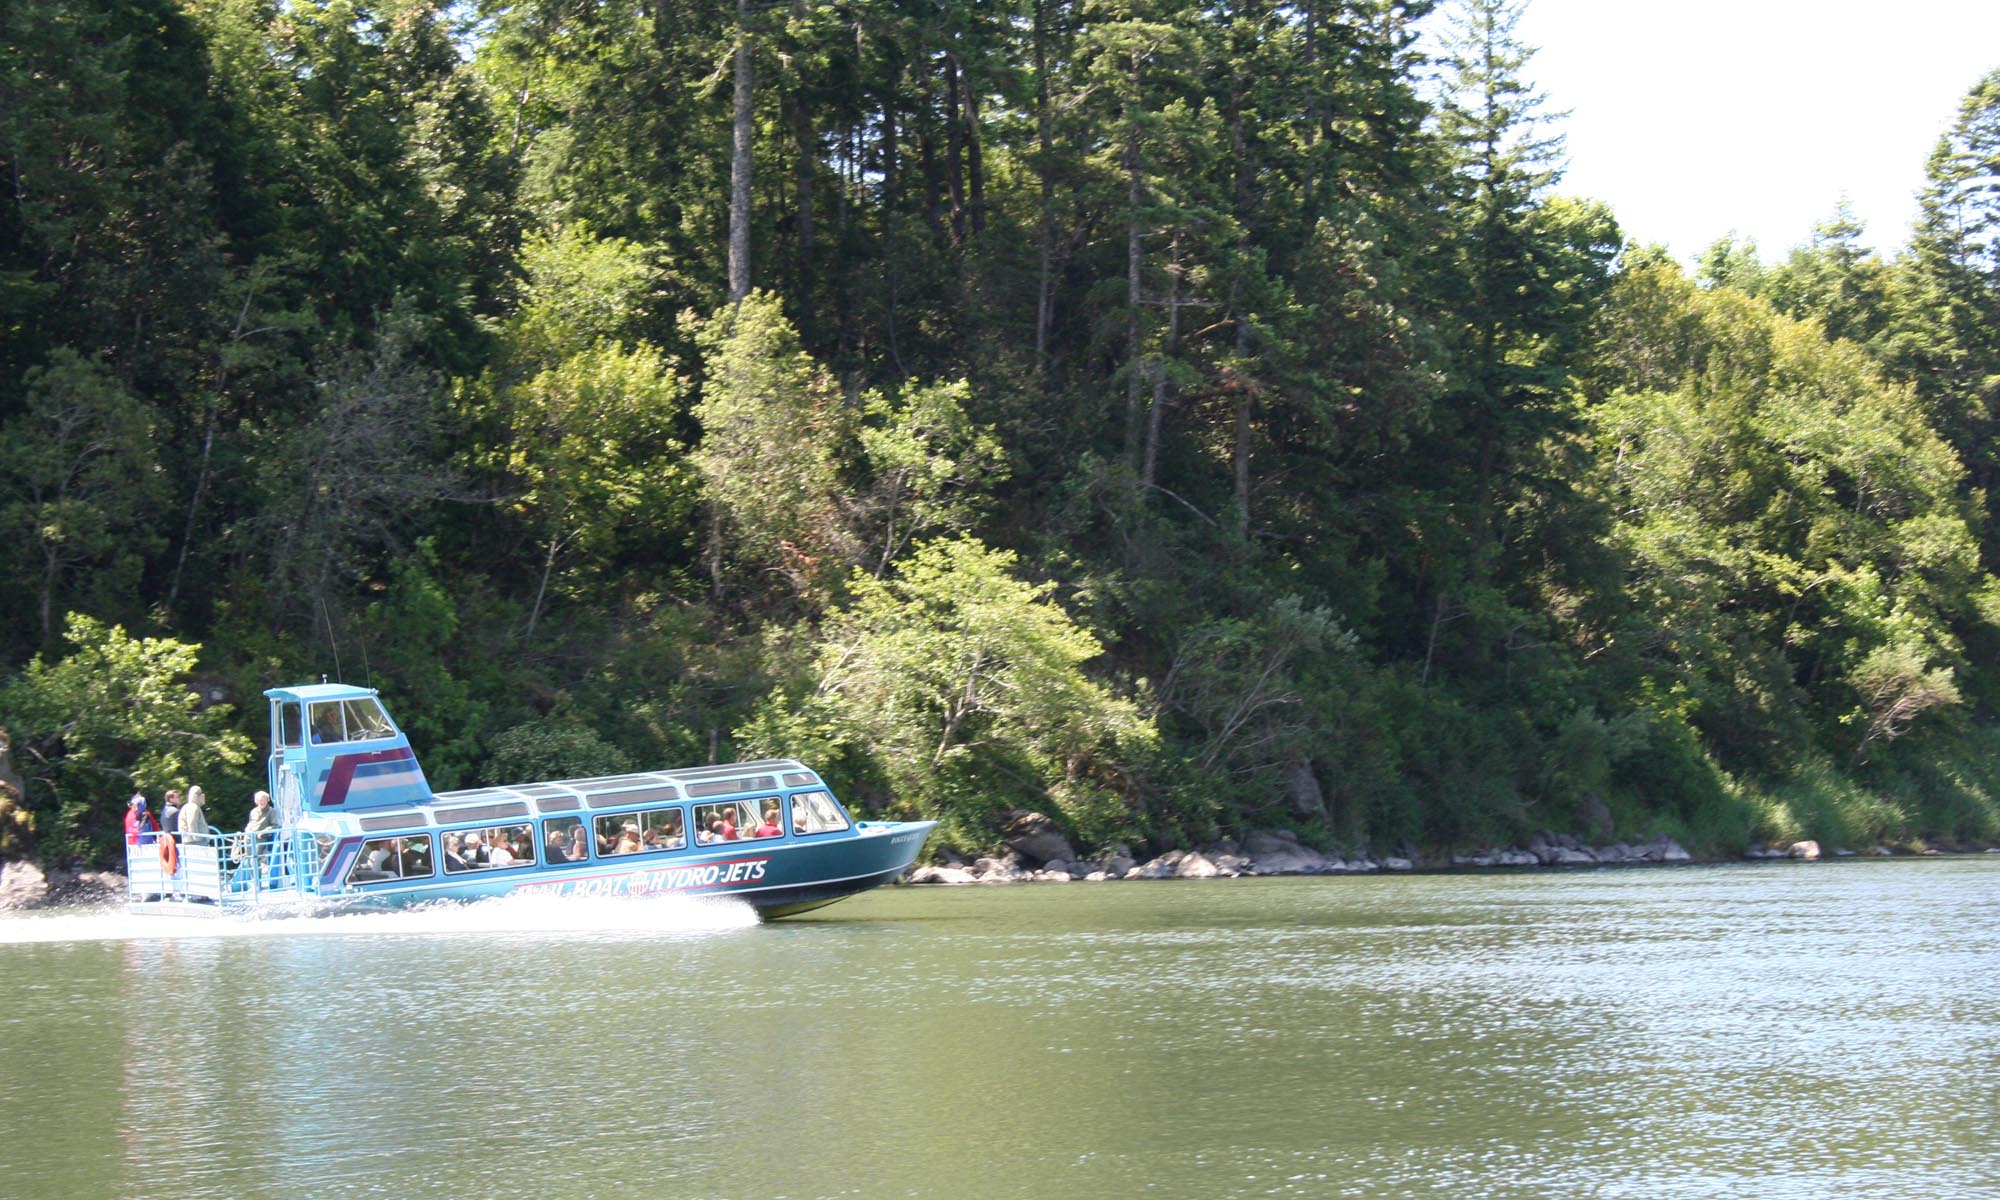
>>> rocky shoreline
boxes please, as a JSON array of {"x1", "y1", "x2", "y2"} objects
[
  {"x1": 905, "y1": 815, "x2": 2000, "y2": 886},
  {"x1": 0, "y1": 861, "x2": 127, "y2": 910}
]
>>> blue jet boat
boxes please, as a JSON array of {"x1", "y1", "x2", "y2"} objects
[{"x1": 125, "y1": 683, "x2": 935, "y2": 918}]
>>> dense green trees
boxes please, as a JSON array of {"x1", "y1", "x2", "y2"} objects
[{"x1": 2, "y1": 0, "x2": 1998, "y2": 866}]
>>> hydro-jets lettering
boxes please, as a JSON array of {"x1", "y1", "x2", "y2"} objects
[{"x1": 521, "y1": 858, "x2": 769, "y2": 898}]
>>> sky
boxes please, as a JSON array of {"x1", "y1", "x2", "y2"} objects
[{"x1": 1504, "y1": 0, "x2": 2000, "y2": 263}]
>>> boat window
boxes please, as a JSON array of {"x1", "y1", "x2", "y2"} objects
[
  {"x1": 594, "y1": 807, "x2": 687, "y2": 856},
  {"x1": 442, "y1": 824, "x2": 535, "y2": 872},
  {"x1": 341, "y1": 698, "x2": 395, "y2": 740},
  {"x1": 349, "y1": 836, "x2": 432, "y2": 884},
  {"x1": 542, "y1": 815, "x2": 587, "y2": 864},
  {"x1": 789, "y1": 791, "x2": 849, "y2": 836},
  {"x1": 308, "y1": 702, "x2": 346, "y2": 744},
  {"x1": 689, "y1": 799, "x2": 782, "y2": 844},
  {"x1": 279, "y1": 703, "x2": 304, "y2": 748}
]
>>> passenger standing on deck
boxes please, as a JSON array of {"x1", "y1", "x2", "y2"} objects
[
  {"x1": 125, "y1": 794, "x2": 158, "y2": 845},
  {"x1": 179, "y1": 785, "x2": 211, "y2": 840},
  {"x1": 160, "y1": 789, "x2": 183, "y2": 842},
  {"x1": 243, "y1": 789, "x2": 274, "y2": 846},
  {"x1": 242, "y1": 789, "x2": 276, "y2": 885}
]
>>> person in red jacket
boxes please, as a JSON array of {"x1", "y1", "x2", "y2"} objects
[{"x1": 124, "y1": 794, "x2": 159, "y2": 845}]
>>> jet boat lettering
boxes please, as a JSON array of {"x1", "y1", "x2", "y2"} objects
[{"x1": 520, "y1": 858, "x2": 771, "y2": 898}]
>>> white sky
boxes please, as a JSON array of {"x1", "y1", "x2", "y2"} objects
[{"x1": 1510, "y1": 0, "x2": 2000, "y2": 263}]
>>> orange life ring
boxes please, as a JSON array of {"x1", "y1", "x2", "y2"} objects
[{"x1": 158, "y1": 836, "x2": 178, "y2": 876}]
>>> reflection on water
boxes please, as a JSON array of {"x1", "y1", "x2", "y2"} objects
[{"x1": 2, "y1": 862, "x2": 1996, "y2": 1199}]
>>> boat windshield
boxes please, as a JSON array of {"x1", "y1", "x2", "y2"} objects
[{"x1": 309, "y1": 698, "x2": 396, "y2": 744}]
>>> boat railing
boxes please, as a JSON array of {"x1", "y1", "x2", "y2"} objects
[{"x1": 126, "y1": 829, "x2": 327, "y2": 908}]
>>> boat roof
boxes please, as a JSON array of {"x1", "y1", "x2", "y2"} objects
[
  {"x1": 309, "y1": 759, "x2": 823, "y2": 833},
  {"x1": 264, "y1": 683, "x2": 382, "y2": 704}
]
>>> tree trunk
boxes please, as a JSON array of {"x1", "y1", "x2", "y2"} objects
[
  {"x1": 944, "y1": 54, "x2": 966, "y2": 243},
  {"x1": 1142, "y1": 232, "x2": 1183, "y2": 491},
  {"x1": 727, "y1": 0, "x2": 754, "y2": 303},
  {"x1": 1033, "y1": 0, "x2": 1055, "y2": 370},
  {"x1": 1124, "y1": 117, "x2": 1144, "y2": 471},
  {"x1": 882, "y1": 94, "x2": 907, "y2": 376},
  {"x1": 792, "y1": 99, "x2": 815, "y2": 337}
]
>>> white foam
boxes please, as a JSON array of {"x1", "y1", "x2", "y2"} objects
[{"x1": 0, "y1": 890, "x2": 761, "y2": 944}]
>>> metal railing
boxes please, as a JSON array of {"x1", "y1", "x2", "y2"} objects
[{"x1": 125, "y1": 829, "x2": 325, "y2": 908}]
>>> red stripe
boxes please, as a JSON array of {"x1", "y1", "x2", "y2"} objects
[{"x1": 320, "y1": 748, "x2": 415, "y2": 807}]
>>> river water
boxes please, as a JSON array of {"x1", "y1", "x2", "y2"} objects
[{"x1": 1, "y1": 859, "x2": 1994, "y2": 1199}]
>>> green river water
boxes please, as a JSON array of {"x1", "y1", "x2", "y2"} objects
[{"x1": 0, "y1": 858, "x2": 1995, "y2": 1199}]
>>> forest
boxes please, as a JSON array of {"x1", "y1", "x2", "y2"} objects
[{"x1": 3, "y1": 0, "x2": 2000, "y2": 868}]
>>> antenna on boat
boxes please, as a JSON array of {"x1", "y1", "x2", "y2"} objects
[{"x1": 320, "y1": 674, "x2": 327, "y2": 684}]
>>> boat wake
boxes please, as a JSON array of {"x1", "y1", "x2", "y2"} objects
[{"x1": 0, "y1": 891, "x2": 761, "y2": 945}]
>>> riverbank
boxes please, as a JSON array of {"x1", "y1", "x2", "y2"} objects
[{"x1": 905, "y1": 822, "x2": 2000, "y2": 886}]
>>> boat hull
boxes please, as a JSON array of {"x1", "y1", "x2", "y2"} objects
[{"x1": 130, "y1": 820, "x2": 936, "y2": 919}]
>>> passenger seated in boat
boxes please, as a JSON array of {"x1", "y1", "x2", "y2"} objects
[
  {"x1": 754, "y1": 807, "x2": 781, "y2": 838},
  {"x1": 545, "y1": 828, "x2": 570, "y2": 863},
  {"x1": 662, "y1": 813, "x2": 686, "y2": 848},
  {"x1": 398, "y1": 840, "x2": 429, "y2": 875},
  {"x1": 613, "y1": 822, "x2": 641, "y2": 855},
  {"x1": 569, "y1": 826, "x2": 589, "y2": 861},
  {"x1": 462, "y1": 831, "x2": 489, "y2": 867},
  {"x1": 716, "y1": 811, "x2": 738, "y2": 840},
  {"x1": 443, "y1": 833, "x2": 469, "y2": 871},
  {"x1": 486, "y1": 833, "x2": 516, "y2": 866}
]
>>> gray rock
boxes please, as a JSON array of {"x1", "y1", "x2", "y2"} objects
[
  {"x1": 1252, "y1": 848, "x2": 1327, "y2": 876},
  {"x1": 1788, "y1": 840, "x2": 1821, "y2": 860},
  {"x1": 1382, "y1": 856, "x2": 1413, "y2": 871},
  {"x1": 1001, "y1": 810, "x2": 1077, "y2": 867},
  {"x1": 1174, "y1": 852, "x2": 1221, "y2": 879},
  {"x1": 909, "y1": 865, "x2": 978, "y2": 885},
  {"x1": 1207, "y1": 852, "x2": 1251, "y2": 876},
  {"x1": 1580, "y1": 791, "x2": 1615, "y2": 842},
  {"x1": 972, "y1": 856, "x2": 1030, "y2": 882},
  {"x1": 1032, "y1": 869, "x2": 1073, "y2": 882},
  {"x1": 1243, "y1": 828, "x2": 1301, "y2": 857},
  {"x1": 1283, "y1": 761, "x2": 1326, "y2": 819},
  {"x1": 1104, "y1": 855, "x2": 1137, "y2": 877},
  {"x1": 1549, "y1": 846, "x2": 1598, "y2": 865},
  {"x1": 0, "y1": 859, "x2": 48, "y2": 910}
]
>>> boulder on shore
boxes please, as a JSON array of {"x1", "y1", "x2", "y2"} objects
[
  {"x1": 0, "y1": 860, "x2": 125, "y2": 909},
  {"x1": 1000, "y1": 810, "x2": 1076, "y2": 868},
  {"x1": 0, "y1": 859, "x2": 48, "y2": 910}
]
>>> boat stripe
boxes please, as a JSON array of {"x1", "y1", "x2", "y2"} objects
[{"x1": 322, "y1": 748, "x2": 418, "y2": 807}]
